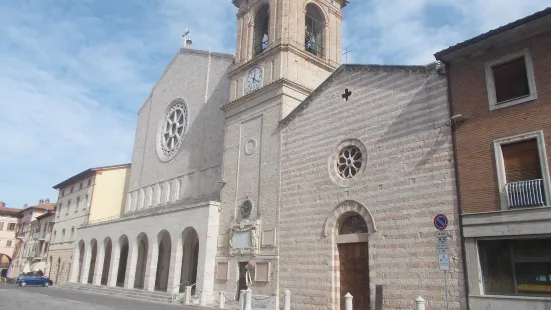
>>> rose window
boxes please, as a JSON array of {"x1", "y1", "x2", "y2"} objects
[
  {"x1": 156, "y1": 99, "x2": 188, "y2": 162},
  {"x1": 336, "y1": 145, "x2": 362, "y2": 179}
]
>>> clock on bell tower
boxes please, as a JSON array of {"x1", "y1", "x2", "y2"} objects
[{"x1": 226, "y1": 0, "x2": 348, "y2": 117}]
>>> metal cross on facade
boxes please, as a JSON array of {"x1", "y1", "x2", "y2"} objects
[{"x1": 342, "y1": 88, "x2": 352, "y2": 101}]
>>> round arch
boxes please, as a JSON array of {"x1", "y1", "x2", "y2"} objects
[
  {"x1": 321, "y1": 200, "x2": 377, "y2": 237},
  {"x1": 155, "y1": 230, "x2": 172, "y2": 291},
  {"x1": 179, "y1": 227, "x2": 199, "y2": 293},
  {"x1": 134, "y1": 233, "x2": 149, "y2": 289},
  {"x1": 115, "y1": 234, "x2": 129, "y2": 287},
  {"x1": 76, "y1": 240, "x2": 85, "y2": 283},
  {"x1": 101, "y1": 237, "x2": 113, "y2": 285}
]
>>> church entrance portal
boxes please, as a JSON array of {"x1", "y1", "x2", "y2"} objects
[{"x1": 337, "y1": 213, "x2": 370, "y2": 310}]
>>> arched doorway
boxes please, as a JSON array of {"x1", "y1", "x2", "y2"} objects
[
  {"x1": 179, "y1": 227, "x2": 199, "y2": 293},
  {"x1": 0, "y1": 254, "x2": 11, "y2": 270},
  {"x1": 337, "y1": 213, "x2": 370, "y2": 310},
  {"x1": 134, "y1": 233, "x2": 148, "y2": 289},
  {"x1": 116, "y1": 235, "x2": 129, "y2": 287},
  {"x1": 87, "y1": 239, "x2": 97, "y2": 284},
  {"x1": 101, "y1": 237, "x2": 112, "y2": 285},
  {"x1": 77, "y1": 240, "x2": 85, "y2": 283},
  {"x1": 155, "y1": 230, "x2": 171, "y2": 291}
]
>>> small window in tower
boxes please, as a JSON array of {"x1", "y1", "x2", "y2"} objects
[
  {"x1": 305, "y1": 3, "x2": 325, "y2": 58},
  {"x1": 253, "y1": 4, "x2": 269, "y2": 56}
]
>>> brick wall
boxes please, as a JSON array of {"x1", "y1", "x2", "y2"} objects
[
  {"x1": 280, "y1": 66, "x2": 465, "y2": 310},
  {"x1": 450, "y1": 30, "x2": 551, "y2": 214}
]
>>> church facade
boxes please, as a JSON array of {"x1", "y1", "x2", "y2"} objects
[{"x1": 69, "y1": 1, "x2": 466, "y2": 309}]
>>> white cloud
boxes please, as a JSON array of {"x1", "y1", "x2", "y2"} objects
[{"x1": 343, "y1": 0, "x2": 549, "y2": 64}]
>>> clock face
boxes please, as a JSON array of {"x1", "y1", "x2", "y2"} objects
[{"x1": 245, "y1": 66, "x2": 263, "y2": 94}]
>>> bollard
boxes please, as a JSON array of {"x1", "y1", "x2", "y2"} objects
[
  {"x1": 245, "y1": 288, "x2": 252, "y2": 310},
  {"x1": 239, "y1": 290, "x2": 245, "y2": 310},
  {"x1": 344, "y1": 292, "x2": 353, "y2": 310},
  {"x1": 184, "y1": 286, "x2": 192, "y2": 305},
  {"x1": 415, "y1": 296, "x2": 426, "y2": 310},
  {"x1": 284, "y1": 289, "x2": 291, "y2": 310},
  {"x1": 219, "y1": 291, "x2": 225, "y2": 309}
]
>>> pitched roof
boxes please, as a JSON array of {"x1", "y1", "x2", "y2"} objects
[
  {"x1": 435, "y1": 7, "x2": 551, "y2": 59},
  {"x1": 36, "y1": 211, "x2": 55, "y2": 220},
  {"x1": 52, "y1": 163, "x2": 131, "y2": 189},
  {"x1": 281, "y1": 63, "x2": 437, "y2": 124},
  {"x1": 22, "y1": 203, "x2": 56, "y2": 212}
]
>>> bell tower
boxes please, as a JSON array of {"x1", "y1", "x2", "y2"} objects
[
  {"x1": 227, "y1": 0, "x2": 348, "y2": 116},
  {"x1": 215, "y1": 1, "x2": 348, "y2": 302}
]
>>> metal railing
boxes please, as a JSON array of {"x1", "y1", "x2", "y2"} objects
[{"x1": 505, "y1": 179, "x2": 546, "y2": 209}]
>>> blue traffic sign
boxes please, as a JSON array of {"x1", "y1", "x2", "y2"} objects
[{"x1": 433, "y1": 214, "x2": 448, "y2": 230}]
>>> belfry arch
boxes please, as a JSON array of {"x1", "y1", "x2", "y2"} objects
[{"x1": 253, "y1": 4, "x2": 270, "y2": 56}]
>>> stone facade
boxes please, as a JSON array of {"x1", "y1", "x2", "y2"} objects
[
  {"x1": 279, "y1": 65, "x2": 464, "y2": 310},
  {"x1": 8, "y1": 201, "x2": 54, "y2": 278},
  {"x1": 70, "y1": 48, "x2": 233, "y2": 305}
]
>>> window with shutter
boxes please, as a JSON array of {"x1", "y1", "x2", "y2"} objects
[{"x1": 502, "y1": 139, "x2": 542, "y2": 182}]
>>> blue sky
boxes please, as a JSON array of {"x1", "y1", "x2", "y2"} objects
[{"x1": 0, "y1": 0, "x2": 548, "y2": 209}]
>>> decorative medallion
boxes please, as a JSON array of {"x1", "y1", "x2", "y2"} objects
[
  {"x1": 239, "y1": 200, "x2": 253, "y2": 219},
  {"x1": 156, "y1": 99, "x2": 189, "y2": 162},
  {"x1": 244, "y1": 138, "x2": 257, "y2": 155}
]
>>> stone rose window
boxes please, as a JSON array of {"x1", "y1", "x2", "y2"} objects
[
  {"x1": 156, "y1": 99, "x2": 188, "y2": 162},
  {"x1": 329, "y1": 139, "x2": 368, "y2": 187},
  {"x1": 337, "y1": 145, "x2": 362, "y2": 179}
]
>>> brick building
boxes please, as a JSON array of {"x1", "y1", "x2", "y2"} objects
[{"x1": 435, "y1": 7, "x2": 551, "y2": 310}]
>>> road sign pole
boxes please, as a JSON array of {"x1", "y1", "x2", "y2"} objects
[{"x1": 444, "y1": 268, "x2": 450, "y2": 310}]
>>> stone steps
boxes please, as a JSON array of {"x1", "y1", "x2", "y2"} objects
[{"x1": 56, "y1": 283, "x2": 176, "y2": 304}]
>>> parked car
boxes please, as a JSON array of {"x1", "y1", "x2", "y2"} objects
[{"x1": 16, "y1": 274, "x2": 53, "y2": 287}]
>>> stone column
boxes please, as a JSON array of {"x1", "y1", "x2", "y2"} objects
[
  {"x1": 197, "y1": 204, "x2": 220, "y2": 305},
  {"x1": 124, "y1": 241, "x2": 138, "y2": 289},
  {"x1": 107, "y1": 242, "x2": 120, "y2": 287},
  {"x1": 68, "y1": 244, "x2": 80, "y2": 283},
  {"x1": 93, "y1": 244, "x2": 105, "y2": 285},
  {"x1": 144, "y1": 241, "x2": 159, "y2": 292},
  {"x1": 170, "y1": 237, "x2": 184, "y2": 293},
  {"x1": 80, "y1": 246, "x2": 91, "y2": 284}
]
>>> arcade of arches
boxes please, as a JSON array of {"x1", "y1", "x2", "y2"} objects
[{"x1": 71, "y1": 227, "x2": 199, "y2": 293}]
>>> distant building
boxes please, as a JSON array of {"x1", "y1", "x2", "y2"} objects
[
  {"x1": 25, "y1": 212, "x2": 55, "y2": 275},
  {"x1": 49, "y1": 164, "x2": 130, "y2": 284},
  {"x1": 435, "y1": 7, "x2": 551, "y2": 310},
  {"x1": 0, "y1": 201, "x2": 21, "y2": 275},
  {"x1": 7, "y1": 199, "x2": 55, "y2": 278}
]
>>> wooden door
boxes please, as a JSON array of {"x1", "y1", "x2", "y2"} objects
[{"x1": 339, "y1": 242, "x2": 370, "y2": 310}]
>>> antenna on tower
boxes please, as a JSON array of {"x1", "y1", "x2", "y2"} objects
[{"x1": 182, "y1": 28, "x2": 192, "y2": 48}]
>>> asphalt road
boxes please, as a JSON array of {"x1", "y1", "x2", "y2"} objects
[{"x1": 0, "y1": 284, "x2": 196, "y2": 310}]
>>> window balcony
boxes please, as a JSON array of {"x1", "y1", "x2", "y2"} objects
[{"x1": 505, "y1": 179, "x2": 546, "y2": 209}]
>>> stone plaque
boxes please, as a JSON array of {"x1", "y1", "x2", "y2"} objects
[
  {"x1": 261, "y1": 229, "x2": 275, "y2": 247},
  {"x1": 216, "y1": 261, "x2": 229, "y2": 280},
  {"x1": 233, "y1": 231, "x2": 252, "y2": 249},
  {"x1": 255, "y1": 262, "x2": 270, "y2": 282}
]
